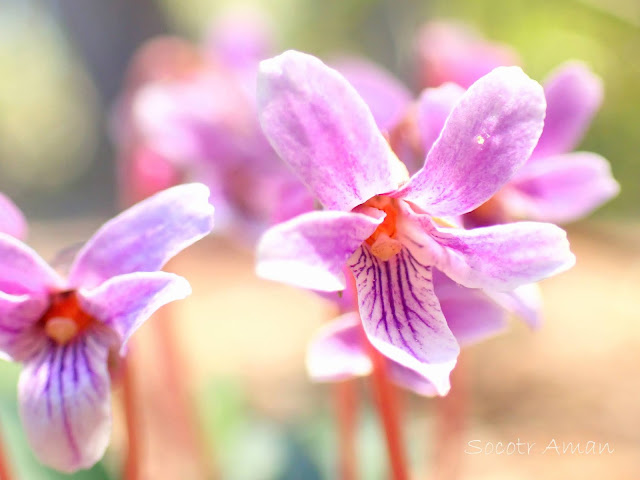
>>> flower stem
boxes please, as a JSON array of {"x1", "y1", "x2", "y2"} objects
[
  {"x1": 432, "y1": 354, "x2": 468, "y2": 480},
  {"x1": 122, "y1": 356, "x2": 140, "y2": 480},
  {"x1": 153, "y1": 304, "x2": 218, "y2": 479},
  {"x1": 335, "y1": 380, "x2": 358, "y2": 480},
  {"x1": 365, "y1": 341, "x2": 409, "y2": 480},
  {"x1": 0, "y1": 424, "x2": 13, "y2": 480}
]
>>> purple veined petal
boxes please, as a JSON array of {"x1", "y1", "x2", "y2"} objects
[
  {"x1": 257, "y1": 50, "x2": 409, "y2": 212},
  {"x1": 505, "y1": 152, "x2": 619, "y2": 223},
  {"x1": 348, "y1": 245, "x2": 459, "y2": 395},
  {"x1": 256, "y1": 209, "x2": 384, "y2": 292},
  {"x1": 0, "y1": 291, "x2": 49, "y2": 361},
  {"x1": 68, "y1": 183, "x2": 214, "y2": 289},
  {"x1": 485, "y1": 283, "x2": 543, "y2": 329},
  {"x1": 402, "y1": 212, "x2": 575, "y2": 291},
  {"x1": 306, "y1": 312, "x2": 373, "y2": 382},
  {"x1": 416, "y1": 83, "x2": 465, "y2": 157},
  {"x1": 0, "y1": 233, "x2": 66, "y2": 295},
  {"x1": 0, "y1": 193, "x2": 27, "y2": 240},
  {"x1": 18, "y1": 331, "x2": 113, "y2": 472},
  {"x1": 394, "y1": 67, "x2": 546, "y2": 217},
  {"x1": 532, "y1": 62, "x2": 603, "y2": 159},
  {"x1": 332, "y1": 57, "x2": 413, "y2": 132},
  {"x1": 79, "y1": 271, "x2": 191, "y2": 354},
  {"x1": 433, "y1": 270, "x2": 508, "y2": 346}
]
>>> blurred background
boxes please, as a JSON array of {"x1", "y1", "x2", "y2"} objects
[{"x1": 0, "y1": 0, "x2": 638, "y2": 478}]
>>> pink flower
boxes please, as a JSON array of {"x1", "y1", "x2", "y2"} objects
[
  {"x1": 255, "y1": 51, "x2": 574, "y2": 395},
  {"x1": 0, "y1": 184, "x2": 214, "y2": 472}
]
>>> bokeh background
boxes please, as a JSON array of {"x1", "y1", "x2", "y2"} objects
[{"x1": 0, "y1": 0, "x2": 638, "y2": 479}]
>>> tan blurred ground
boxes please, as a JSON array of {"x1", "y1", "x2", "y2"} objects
[{"x1": 29, "y1": 219, "x2": 640, "y2": 479}]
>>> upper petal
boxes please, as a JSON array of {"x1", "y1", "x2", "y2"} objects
[
  {"x1": 416, "y1": 83, "x2": 465, "y2": 156},
  {"x1": 79, "y1": 271, "x2": 192, "y2": 354},
  {"x1": 0, "y1": 233, "x2": 65, "y2": 295},
  {"x1": 256, "y1": 210, "x2": 384, "y2": 292},
  {"x1": 532, "y1": 62, "x2": 603, "y2": 159},
  {"x1": 505, "y1": 152, "x2": 619, "y2": 223},
  {"x1": 0, "y1": 193, "x2": 27, "y2": 240},
  {"x1": 395, "y1": 67, "x2": 546, "y2": 217},
  {"x1": 68, "y1": 183, "x2": 214, "y2": 289},
  {"x1": 306, "y1": 312, "x2": 373, "y2": 382},
  {"x1": 0, "y1": 291, "x2": 49, "y2": 361},
  {"x1": 403, "y1": 213, "x2": 575, "y2": 291},
  {"x1": 332, "y1": 57, "x2": 413, "y2": 132},
  {"x1": 18, "y1": 331, "x2": 113, "y2": 472},
  {"x1": 257, "y1": 50, "x2": 408, "y2": 211},
  {"x1": 348, "y1": 245, "x2": 459, "y2": 395}
]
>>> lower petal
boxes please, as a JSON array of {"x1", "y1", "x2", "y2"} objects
[
  {"x1": 485, "y1": 283, "x2": 543, "y2": 329},
  {"x1": 18, "y1": 331, "x2": 113, "y2": 473},
  {"x1": 433, "y1": 270, "x2": 508, "y2": 346},
  {"x1": 306, "y1": 313, "x2": 372, "y2": 382},
  {"x1": 348, "y1": 245, "x2": 459, "y2": 395}
]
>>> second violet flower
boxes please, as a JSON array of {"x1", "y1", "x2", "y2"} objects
[{"x1": 255, "y1": 51, "x2": 575, "y2": 395}]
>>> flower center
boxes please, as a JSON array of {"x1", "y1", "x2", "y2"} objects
[
  {"x1": 40, "y1": 291, "x2": 95, "y2": 345},
  {"x1": 363, "y1": 196, "x2": 403, "y2": 261}
]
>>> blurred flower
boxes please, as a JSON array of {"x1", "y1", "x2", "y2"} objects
[
  {"x1": 0, "y1": 192, "x2": 26, "y2": 239},
  {"x1": 416, "y1": 63, "x2": 620, "y2": 226},
  {"x1": 0, "y1": 183, "x2": 214, "y2": 472},
  {"x1": 255, "y1": 51, "x2": 575, "y2": 394},
  {"x1": 114, "y1": 14, "x2": 312, "y2": 241},
  {"x1": 415, "y1": 20, "x2": 519, "y2": 89}
]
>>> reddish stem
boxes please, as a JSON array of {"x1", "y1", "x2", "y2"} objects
[
  {"x1": 0, "y1": 424, "x2": 13, "y2": 480},
  {"x1": 365, "y1": 340, "x2": 409, "y2": 480},
  {"x1": 432, "y1": 354, "x2": 469, "y2": 480},
  {"x1": 153, "y1": 304, "x2": 218, "y2": 479},
  {"x1": 122, "y1": 357, "x2": 140, "y2": 480},
  {"x1": 335, "y1": 380, "x2": 358, "y2": 480}
]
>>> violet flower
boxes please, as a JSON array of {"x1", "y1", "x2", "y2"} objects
[
  {"x1": 255, "y1": 51, "x2": 575, "y2": 394},
  {"x1": 0, "y1": 192, "x2": 26, "y2": 240},
  {"x1": 116, "y1": 15, "x2": 312, "y2": 240},
  {"x1": 307, "y1": 270, "x2": 507, "y2": 396},
  {"x1": 417, "y1": 62, "x2": 619, "y2": 226},
  {"x1": 415, "y1": 21, "x2": 519, "y2": 89},
  {"x1": 0, "y1": 184, "x2": 214, "y2": 472}
]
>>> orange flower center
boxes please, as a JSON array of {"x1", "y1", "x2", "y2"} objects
[
  {"x1": 40, "y1": 291, "x2": 95, "y2": 345},
  {"x1": 363, "y1": 196, "x2": 403, "y2": 261}
]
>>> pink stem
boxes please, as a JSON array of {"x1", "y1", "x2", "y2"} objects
[
  {"x1": 122, "y1": 356, "x2": 140, "y2": 480},
  {"x1": 335, "y1": 380, "x2": 358, "y2": 480},
  {"x1": 0, "y1": 424, "x2": 13, "y2": 480}
]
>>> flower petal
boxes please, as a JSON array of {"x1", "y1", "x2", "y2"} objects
[
  {"x1": 416, "y1": 83, "x2": 465, "y2": 156},
  {"x1": 486, "y1": 283, "x2": 543, "y2": 329},
  {"x1": 68, "y1": 183, "x2": 214, "y2": 289},
  {"x1": 395, "y1": 66, "x2": 546, "y2": 217},
  {"x1": 532, "y1": 62, "x2": 603, "y2": 159},
  {"x1": 333, "y1": 57, "x2": 413, "y2": 131},
  {"x1": 0, "y1": 193, "x2": 27, "y2": 240},
  {"x1": 0, "y1": 292, "x2": 48, "y2": 361},
  {"x1": 79, "y1": 272, "x2": 192, "y2": 353},
  {"x1": 434, "y1": 270, "x2": 508, "y2": 346},
  {"x1": 387, "y1": 361, "x2": 439, "y2": 397},
  {"x1": 257, "y1": 50, "x2": 408, "y2": 211},
  {"x1": 256, "y1": 210, "x2": 384, "y2": 291},
  {"x1": 403, "y1": 213, "x2": 575, "y2": 291},
  {"x1": 0, "y1": 233, "x2": 65, "y2": 295},
  {"x1": 505, "y1": 152, "x2": 619, "y2": 223},
  {"x1": 18, "y1": 332, "x2": 113, "y2": 472},
  {"x1": 306, "y1": 313, "x2": 372, "y2": 382},
  {"x1": 348, "y1": 245, "x2": 459, "y2": 395}
]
